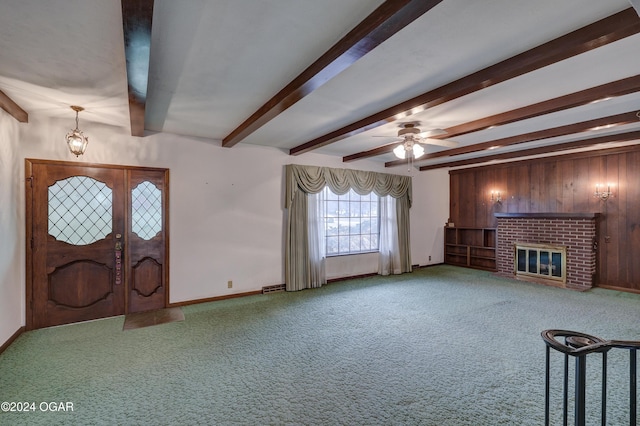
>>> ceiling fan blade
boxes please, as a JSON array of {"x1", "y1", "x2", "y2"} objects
[
  {"x1": 421, "y1": 137, "x2": 459, "y2": 148},
  {"x1": 418, "y1": 128, "x2": 448, "y2": 138},
  {"x1": 372, "y1": 137, "x2": 404, "y2": 144}
]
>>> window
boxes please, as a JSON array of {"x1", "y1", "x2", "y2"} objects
[{"x1": 323, "y1": 187, "x2": 379, "y2": 256}]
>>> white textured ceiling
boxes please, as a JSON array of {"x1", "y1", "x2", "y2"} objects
[{"x1": 0, "y1": 0, "x2": 639, "y2": 170}]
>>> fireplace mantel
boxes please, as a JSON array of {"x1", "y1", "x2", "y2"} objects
[{"x1": 495, "y1": 212, "x2": 600, "y2": 220}]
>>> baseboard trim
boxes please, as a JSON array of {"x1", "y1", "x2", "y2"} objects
[
  {"x1": 0, "y1": 326, "x2": 25, "y2": 355},
  {"x1": 169, "y1": 265, "x2": 447, "y2": 307},
  {"x1": 415, "y1": 263, "x2": 444, "y2": 269},
  {"x1": 596, "y1": 284, "x2": 640, "y2": 295},
  {"x1": 168, "y1": 290, "x2": 263, "y2": 308}
]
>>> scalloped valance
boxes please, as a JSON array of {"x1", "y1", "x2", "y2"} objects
[{"x1": 285, "y1": 164, "x2": 412, "y2": 208}]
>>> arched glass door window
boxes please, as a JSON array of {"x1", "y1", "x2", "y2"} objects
[
  {"x1": 131, "y1": 181, "x2": 162, "y2": 240},
  {"x1": 48, "y1": 176, "x2": 113, "y2": 245}
]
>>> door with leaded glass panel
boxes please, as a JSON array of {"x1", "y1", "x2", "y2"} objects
[
  {"x1": 127, "y1": 169, "x2": 168, "y2": 313},
  {"x1": 26, "y1": 160, "x2": 169, "y2": 329}
]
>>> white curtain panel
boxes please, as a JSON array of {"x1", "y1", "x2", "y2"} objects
[
  {"x1": 307, "y1": 191, "x2": 326, "y2": 288},
  {"x1": 378, "y1": 195, "x2": 402, "y2": 275}
]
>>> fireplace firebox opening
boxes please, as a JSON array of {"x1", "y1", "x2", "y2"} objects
[{"x1": 514, "y1": 243, "x2": 566, "y2": 285}]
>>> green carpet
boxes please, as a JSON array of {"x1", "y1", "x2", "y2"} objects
[{"x1": 1, "y1": 265, "x2": 639, "y2": 425}]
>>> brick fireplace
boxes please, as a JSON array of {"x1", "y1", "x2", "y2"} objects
[{"x1": 495, "y1": 213, "x2": 600, "y2": 290}]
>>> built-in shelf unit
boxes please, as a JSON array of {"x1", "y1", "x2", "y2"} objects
[{"x1": 444, "y1": 227, "x2": 497, "y2": 271}]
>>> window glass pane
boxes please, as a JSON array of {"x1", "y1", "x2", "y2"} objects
[
  {"x1": 370, "y1": 234, "x2": 378, "y2": 249},
  {"x1": 326, "y1": 217, "x2": 338, "y2": 236},
  {"x1": 327, "y1": 200, "x2": 339, "y2": 217},
  {"x1": 539, "y1": 251, "x2": 549, "y2": 275},
  {"x1": 339, "y1": 218, "x2": 346, "y2": 233},
  {"x1": 339, "y1": 236, "x2": 350, "y2": 252},
  {"x1": 338, "y1": 201, "x2": 349, "y2": 217},
  {"x1": 350, "y1": 235, "x2": 361, "y2": 252},
  {"x1": 361, "y1": 235, "x2": 371, "y2": 251},
  {"x1": 350, "y1": 218, "x2": 361, "y2": 234},
  {"x1": 326, "y1": 236, "x2": 339, "y2": 255},
  {"x1": 349, "y1": 201, "x2": 360, "y2": 217},
  {"x1": 552, "y1": 252, "x2": 563, "y2": 277},
  {"x1": 361, "y1": 201, "x2": 371, "y2": 217},
  {"x1": 323, "y1": 187, "x2": 380, "y2": 256},
  {"x1": 528, "y1": 250, "x2": 538, "y2": 274},
  {"x1": 517, "y1": 249, "x2": 527, "y2": 272}
]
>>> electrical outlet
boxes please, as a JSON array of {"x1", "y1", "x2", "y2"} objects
[{"x1": 227, "y1": 280, "x2": 233, "y2": 288}]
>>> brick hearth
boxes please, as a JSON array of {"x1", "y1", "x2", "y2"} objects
[{"x1": 495, "y1": 213, "x2": 600, "y2": 290}]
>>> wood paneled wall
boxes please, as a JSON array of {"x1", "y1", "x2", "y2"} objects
[{"x1": 449, "y1": 145, "x2": 640, "y2": 292}]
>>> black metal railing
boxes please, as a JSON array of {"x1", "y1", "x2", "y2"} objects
[{"x1": 542, "y1": 329, "x2": 640, "y2": 425}]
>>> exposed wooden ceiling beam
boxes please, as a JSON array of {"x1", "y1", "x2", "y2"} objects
[
  {"x1": 343, "y1": 74, "x2": 640, "y2": 162},
  {"x1": 435, "y1": 74, "x2": 640, "y2": 140},
  {"x1": 418, "y1": 131, "x2": 640, "y2": 171},
  {"x1": 343, "y1": 142, "x2": 399, "y2": 162},
  {"x1": 121, "y1": 0, "x2": 154, "y2": 137},
  {"x1": 386, "y1": 110, "x2": 640, "y2": 167},
  {"x1": 222, "y1": 0, "x2": 443, "y2": 148},
  {"x1": 0, "y1": 89, "x2": 28, "y2": 123},
  {"x1": 291, "y1": 7, "x2": 640, "y2": 156}
]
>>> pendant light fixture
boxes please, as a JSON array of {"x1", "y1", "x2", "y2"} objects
[{"x1": 66, "y1": 105, "x2": 89, "y2": 157}]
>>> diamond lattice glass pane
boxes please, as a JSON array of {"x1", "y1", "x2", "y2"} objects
[
  {"x1": 132, "y1": 181, "x2": 162, "y2": 240},
  {"x1": 48, "y1": 176, "x2": 113, "y2": 245}
]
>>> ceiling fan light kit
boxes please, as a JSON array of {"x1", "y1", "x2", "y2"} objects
[{"x1": 392, "y1": 124, "x2": 430, "y2": 160}]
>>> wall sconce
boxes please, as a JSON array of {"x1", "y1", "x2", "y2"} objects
[
  {"x1": 490, "y1": 190, "x2": 502, "y2": 204},
  {"x1": 594, "y1": 184, "x2": 613, "y2": 201},
  {"x1": 66, "y1": 105, "x2": 89, "y2": 157}
]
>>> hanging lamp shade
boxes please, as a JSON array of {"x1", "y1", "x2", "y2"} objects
[
  {"x1": 393, "y1": 144, "x2": 406, "y2": 159},
  {"x1": 412, "y1": 143, "x2": 425, "y2": 159},
  {"x1": 66, "y1": 106, "x2": 89, "y2": 157}
]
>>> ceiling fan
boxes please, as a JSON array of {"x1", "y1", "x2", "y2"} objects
[{"x1": 376, "y1": 123, "x2": 459, "y2": 160}]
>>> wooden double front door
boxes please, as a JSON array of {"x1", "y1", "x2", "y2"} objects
[{"x1": 26, "y1": 160, "x2": 169, "y2": 329}]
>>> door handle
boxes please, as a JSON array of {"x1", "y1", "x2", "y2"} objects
[{"x1": 115, "y1": 238, "x2": 123, "y2": 285}]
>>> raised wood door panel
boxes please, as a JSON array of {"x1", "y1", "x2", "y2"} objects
[
  {"x1": 127, "y1": 169, "x2": 168, "y2": 313},
  {"x1": 30, "y1": 163, "x2": 126, "y2": 329},
  {"x1": 27, "y1": 160, "x2": 170, "y2": 329}
]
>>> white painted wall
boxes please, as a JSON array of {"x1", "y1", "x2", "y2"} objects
[
  {"x1": 410, "y1": 169, "x2": 450, "y2": 266},
  {"x1": 1, "y1": 113, "x2": 449, "y2": 345},
  {"x1": 0, "y1": 110, "x2": 24, "y2": 345}
]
